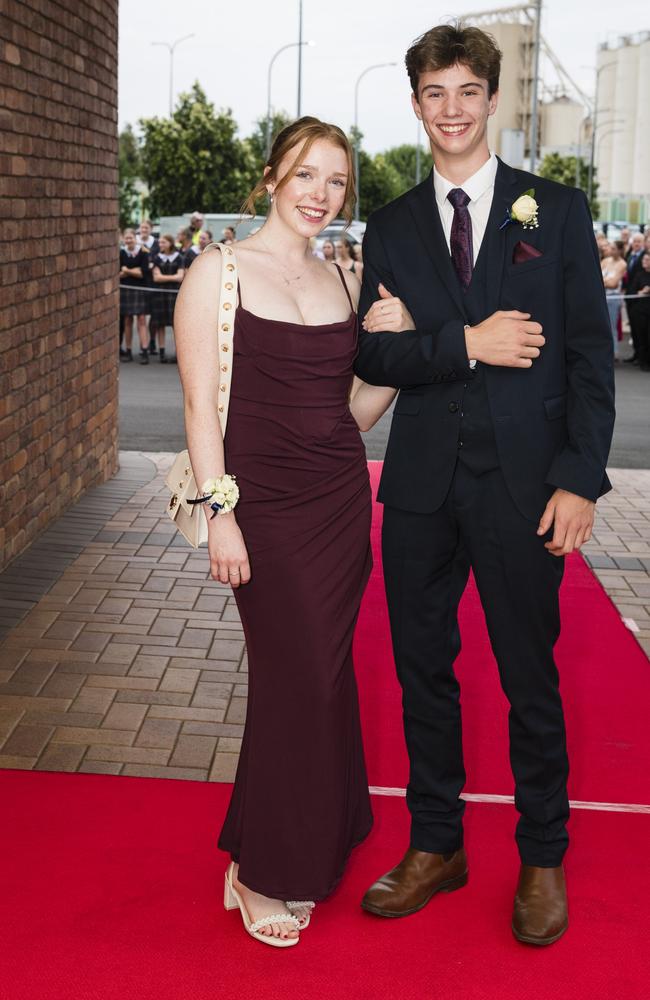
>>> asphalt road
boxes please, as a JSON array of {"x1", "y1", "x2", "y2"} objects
[{"x1": 119, "y1": 343, "x2": 649, "y2": 468}]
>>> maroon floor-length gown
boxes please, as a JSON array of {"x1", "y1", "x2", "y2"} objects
[{"x1": 218, "y1": 266, "x2": 373, "y2": 901}]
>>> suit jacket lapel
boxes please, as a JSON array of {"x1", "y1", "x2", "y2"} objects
[
  {"x1": 481, "y1": 157, "x2": 519, "y2": 316},
  {"x1": 408, "y1": 172, "x2": 467, "y2": 317},
  {"x1": 407, "y1": 160, "x2": 522, "y2": 318}
]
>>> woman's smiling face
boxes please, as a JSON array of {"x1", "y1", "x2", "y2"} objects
[{"x1": 267, "y1": 139, "x2": 349, "y2": 238}]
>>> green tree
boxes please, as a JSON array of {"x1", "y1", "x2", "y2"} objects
[
  {"x1": 242, "y1": 111, "x2": 293, "y2": 216},
  {"x1": 246, "y1": 111, "x2": 293, "y2": 176},
  {"x1": 119, "y1": 176, "x2": 140, "y2": 230},
  {"x1": 119, "y1": 123, "x2": 141, "y2": 177},
  {"x1": 538, "y1": 152, "x2": 600, "y2": 220},
  {"x1": 139, "y1": 83, "x2": 254, "y2": 217},
  {"x1": 383, "y1": 143, "x2": 433, "y2": 194},
  {"x1": 357, "y1": 149, "x2": 402, "y2": 220},
  {"x1": 118, "y1": 125, "x2": 142, "y2": 229}
]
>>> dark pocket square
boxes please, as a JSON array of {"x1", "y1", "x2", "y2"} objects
[{"x1": 513, "y1": 241, "x2": 543, "y2": 264}]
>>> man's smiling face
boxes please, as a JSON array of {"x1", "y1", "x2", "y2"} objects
[{"x1": 412, "y1": 62, "x2": 498, "y2": 164}]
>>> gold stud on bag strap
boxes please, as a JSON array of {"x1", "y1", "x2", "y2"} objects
[
  {"x1": 164, "y1": 242, "x2": 238, "y2": 548},
  {"x1": 213, "y1": 242, "x2": 238, "y2": 437}
]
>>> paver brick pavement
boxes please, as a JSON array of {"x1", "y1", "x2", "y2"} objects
[{"x1": 0, "y1": 454, "x2": 647, "y2": 781}]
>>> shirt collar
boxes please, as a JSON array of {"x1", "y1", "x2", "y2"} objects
[{"x1": 433, "y1": 152, "x2": 498, "y2": 209}]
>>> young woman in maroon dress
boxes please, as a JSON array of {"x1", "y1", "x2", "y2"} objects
[{"x1": 174, "y1": 118, "x2": 414, "y2": 948}]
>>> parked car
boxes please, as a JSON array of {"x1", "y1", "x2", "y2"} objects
[
  {"x1": 316, "y1": 219, "x2": 366, "y2": 251},
  {"x1": 157, "y1": 212, "x2": 266, "y2": 242}
]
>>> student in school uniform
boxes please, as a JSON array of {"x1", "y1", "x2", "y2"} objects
[
  {"x1": 150, "y1": 234, "x2": 186, "y2": 363},
  {"x1": 119, "y1": 228, "x2": 150, "y2": 364},
  {"x1": 178, "y1": 227, "x2": 200, "y2": 270},
  {"x1": 137, "y1": 220, "x2": 161, "y2": 355}
]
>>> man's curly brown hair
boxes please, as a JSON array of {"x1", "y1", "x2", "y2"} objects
[{"x1": 406, "y1": 22, "x2": 502, "y2": 98}]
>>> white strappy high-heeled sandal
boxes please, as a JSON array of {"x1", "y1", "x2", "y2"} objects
[
  {"x1": 285, "y1": 900, "x2": 316, "y2": 930},
  {"x1": 223, "y1": 863, "x2": 301, "y2": 948}
]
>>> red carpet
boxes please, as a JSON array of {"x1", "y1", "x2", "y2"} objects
[
  {"x1": 1, "y1": 462, "x2": 648, "y2": 999},
  {"x1": 356, "y1": 463, "x2": 650, "y2": 805},
  {"x1": 0, "y1": 771, "x2": 648, "y2": 1000}
]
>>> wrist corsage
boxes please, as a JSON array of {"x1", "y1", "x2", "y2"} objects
[{"x1": 187, "y1": 474, "x2": 239, "y2": 518}]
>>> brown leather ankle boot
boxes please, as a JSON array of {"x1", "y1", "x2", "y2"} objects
[
  {"x1": 361, "y1": 847, "x2": 468, "y2": 917},
  {"x1": 512, "y1": 864, "x2": 568, "y2": 945}
]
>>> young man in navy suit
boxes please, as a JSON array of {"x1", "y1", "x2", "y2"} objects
[{"x1": 355, "y1": 23, "x2": 615, "y2": 945}]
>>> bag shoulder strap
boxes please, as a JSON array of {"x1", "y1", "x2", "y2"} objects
[{"x1": 205, "y1": 242, "x2": 238, "y2": 438}]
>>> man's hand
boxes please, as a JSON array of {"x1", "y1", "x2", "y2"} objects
[
  {"x1": 465, "y1": 311, "x2": 545, "y2": 368},
  {"x1": 362, "y1": 283, "x2": 415, "y2": 333},
  {"x1": 537, "y1": 489, "x2": 595, "y2": 557},
  {"x1": 207, "y1": 512, "x2": 251, "y2": 587}
]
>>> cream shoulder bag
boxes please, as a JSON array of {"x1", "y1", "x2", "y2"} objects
[{"x1": 165, "y1": 243, "x2": 238, "y2": 548}]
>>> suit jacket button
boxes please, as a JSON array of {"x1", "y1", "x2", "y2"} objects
[{"x1": 448, "y1": 401, "x2": 459, "y2": 413}]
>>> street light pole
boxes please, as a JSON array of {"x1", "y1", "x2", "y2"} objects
[
  {"x1": 528, "y1": 0, "x2": 542, "y2": 172},
  {"x1": 266, "y1": 40, "x2": 314, "y2": 161},
  {"x1": 297, "y1": 0, "x2": 303, "y2": 117},
  {"x1": 354, "y1": 62, "x2": 396, "y2": 220},
  {"x1": 588, "y1": 61, "x2": 617, "y2": 206},
  {"x1": 152, "y1": 33, "x2": 195, "y2": 117},
  {"x1": 575, "y1": 115, "x2": 590, "y2": 189},
  {"x1": 596, "y1": 126, "x2": 624, "y2": 156}
]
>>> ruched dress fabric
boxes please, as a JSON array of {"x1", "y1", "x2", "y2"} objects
[{"x1": 217, "y1": 271, "x2": 373, "y2": 901}]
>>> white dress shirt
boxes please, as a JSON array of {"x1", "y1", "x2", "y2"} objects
[{"x1": 433, "y1": 152, "x2": 498, "y2": 264}]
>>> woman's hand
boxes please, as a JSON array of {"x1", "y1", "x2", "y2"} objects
[
  {"x1": 362, "y1": 283, "x2": 415, "y2": 333},
  {"x1": 207, "y1": 512, "x2": 251, "y2": 588}
]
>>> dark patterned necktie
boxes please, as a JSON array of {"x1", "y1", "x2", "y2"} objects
[{"x1": 447, "y1": 188, "x2": 473, "y2": 289}]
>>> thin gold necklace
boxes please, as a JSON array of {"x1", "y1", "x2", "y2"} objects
[{"x1": 257, "y1": 239, "x2": 313, "y2": 286}]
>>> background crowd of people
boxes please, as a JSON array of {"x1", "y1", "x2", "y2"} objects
[
  {"x1": 118, "y1": 212, "x2": 221, "y2": 364},
  {"x1": 118, "y1": 215, "x2": 364, "y2": 364},
  {"x1": 597, "y1": 228, "x2": 650, "y2": 371},
  {"x1": 121, "y1": 213, "x2": 650, "y2": 372}
]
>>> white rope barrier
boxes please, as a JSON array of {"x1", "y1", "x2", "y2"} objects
[
  {"x1": 119, "y1": 284, "x2": 181, "y2": 293},
  {"x1": 118, "y1": 285, "x2": 649, "y2": 300}
]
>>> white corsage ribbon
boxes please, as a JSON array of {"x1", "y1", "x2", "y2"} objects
[{"x1": 187, "y1": 474, "x2": 240, "y2": 517}]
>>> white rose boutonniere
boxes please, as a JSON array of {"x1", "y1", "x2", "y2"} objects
[{"x1": 500, "y1": 188, "x2": 540, "y2": 231}]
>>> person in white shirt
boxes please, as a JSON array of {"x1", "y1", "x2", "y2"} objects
[{"x1": 355, "y1": 21, "x2": 614, "y2": 948}]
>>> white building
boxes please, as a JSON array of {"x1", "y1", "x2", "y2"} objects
[
  {"x1": 595, "y1": 33, "x2": 650, "y2": 222},
  {"x1": 464, "y1": 8, "x2": 589, "y2": 168},
  {"x1": 540, "y1": 95, "x2": 585, "y2": 161}
]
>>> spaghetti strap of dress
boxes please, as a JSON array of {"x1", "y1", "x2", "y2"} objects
[{"x1": 335, "y1": 263, "x2": 355, "y2": 312}]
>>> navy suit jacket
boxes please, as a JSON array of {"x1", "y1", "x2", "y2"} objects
[{"x1": 354, "y1": 158, "x2": 616, "y2": 522}]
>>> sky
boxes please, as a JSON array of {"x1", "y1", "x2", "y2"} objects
[{"x1": 118, "y1": 1, "x2": 649, "y2": 153}]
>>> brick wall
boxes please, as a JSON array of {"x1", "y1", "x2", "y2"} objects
[{"x1": 0, "y1": 0, "x2": 119, "y2": 569}]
